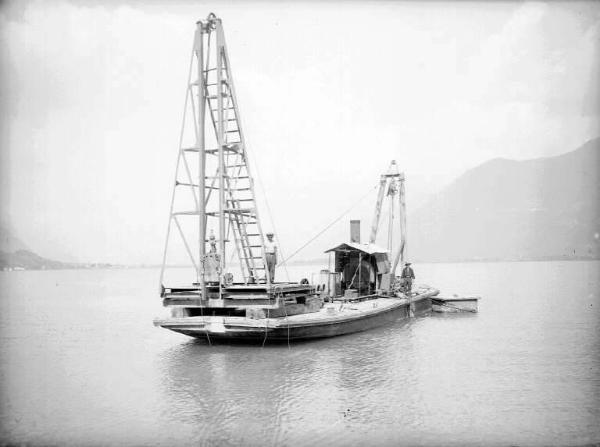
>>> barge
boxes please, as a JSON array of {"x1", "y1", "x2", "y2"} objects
[{"x1": 153, "y1": 14, "x2": 440, "y2": 342}]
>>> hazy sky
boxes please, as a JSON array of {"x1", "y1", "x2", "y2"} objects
[{"x1": 1, "y1": 0, "x2": 599, "y2": 264}]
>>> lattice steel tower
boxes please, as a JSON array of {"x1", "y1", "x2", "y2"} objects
[{"x1": 160, "y1": 14, "x2": 270, "y2": 298}]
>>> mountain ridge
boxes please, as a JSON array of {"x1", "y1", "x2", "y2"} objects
[
  {"x1": 409, "y1": 137, "x2": 600, "y2": 262},
  {"x1": 1, "y1": 139, "x2": 598, "y2": 269}
]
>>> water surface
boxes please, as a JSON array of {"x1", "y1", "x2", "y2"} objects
[{"x1": 1, "y1": 261, "x2": 598, "y2": 446}]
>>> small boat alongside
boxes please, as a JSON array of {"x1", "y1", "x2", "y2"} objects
[{"x1": 431, "y1": 295, "x2": 480, "y2": 313}]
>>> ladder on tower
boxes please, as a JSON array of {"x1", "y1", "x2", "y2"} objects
[
  {"x1": 199, "y1": 17, "x2": 271, "y2": 283},
  {"x1": 159, "y1": 14, "x2": 272, "y2": 295},
  {"x1": 197, "y1": 15, "x2": 270, "y2": 285}
]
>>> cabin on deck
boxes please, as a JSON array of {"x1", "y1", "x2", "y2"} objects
[{"x1": 324, "y1": 243, "x2": 391, "y2": 296}]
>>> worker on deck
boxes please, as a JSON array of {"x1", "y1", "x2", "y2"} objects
[
  {"x1": 206, "y1": 230, "x2": 220, "y2": 282},
  {"x1": 264, "y1": 232, "x2": 277, "y2": 282},
  {"x1": 208, "y1": 231, "x2": 218, "y2": 253},
  {"x1": 401, "y1": 262, "x2": 415, "y2": 293}
]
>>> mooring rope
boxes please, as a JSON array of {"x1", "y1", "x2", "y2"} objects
[{"x1": 280, "y1": 287, "x2": 291, "y2": 349}]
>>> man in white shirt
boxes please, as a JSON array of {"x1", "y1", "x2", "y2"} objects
[{"x1": 264, "y1": 232, "x2": 277, "y2": 282}]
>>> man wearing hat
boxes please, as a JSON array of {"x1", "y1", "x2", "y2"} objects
[
  {"x1": 264, "y1": 232, "x2": 277, "y2": 282},
  {"x1": 401, "y1": 262, "x2": 415, "y2": 293}
]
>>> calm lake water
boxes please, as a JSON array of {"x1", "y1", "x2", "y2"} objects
[{"x1": 0, "y1": 261, "x2": 598, "y2": 446}]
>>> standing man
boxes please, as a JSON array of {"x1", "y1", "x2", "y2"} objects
[
  {"x1": 205, "y1": 230, "x2": 220, "y2": 283},
  {"x1": 401, "y1": 262, "x2": 415, "y2": 293},
  {"x1": 264, "y1": 232, "x2": 277, "y2": 283}
]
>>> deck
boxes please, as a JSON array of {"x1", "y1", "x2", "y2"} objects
[{"x1": 162, "y1": 282, "x2": 316, "y2": 308}]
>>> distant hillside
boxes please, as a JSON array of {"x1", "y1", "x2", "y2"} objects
[
  {"x1": 0, "y1": 225, "x2": 114, "y2": 271},
  {"x1": 0, "y1": 249, "x2": 68, "y2": 270},
  {"x1": 0, "y1": 222, "x2": 68, "y2": 270},
  {"x1": 410, "y1": 138, "x2": 600, "y2": 262}
]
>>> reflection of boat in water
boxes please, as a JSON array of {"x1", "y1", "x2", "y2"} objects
[{"x1": 153, "y1": 14, "x2": 439, "y2": 342}]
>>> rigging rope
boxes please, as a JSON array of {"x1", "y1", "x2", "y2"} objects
[
  {"x1": 249, "y1": 153, "x2": 291, "y2": 282},
  {"x1": 278, "y1": 184, "x2": 379, "y2": 267}
]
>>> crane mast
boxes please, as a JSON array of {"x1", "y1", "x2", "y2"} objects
[
  {"x1": 160, "y1": 14, "x2": 271, "y2": 296},
  {"x1": 369, "y1": 160, "x2": 407, "y2": 276}
]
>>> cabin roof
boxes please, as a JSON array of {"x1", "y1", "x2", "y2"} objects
[{"x1": 324, "y1": 242, "x2": 389, "y2": 255}]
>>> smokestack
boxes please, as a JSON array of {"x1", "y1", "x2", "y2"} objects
[{"x1": 350, "y1": 220, "x2": 360, "y2": 243}]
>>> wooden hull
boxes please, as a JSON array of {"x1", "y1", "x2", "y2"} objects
[{"x1": 154, "y1": 289, "x2": 438, "y2": 342}]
